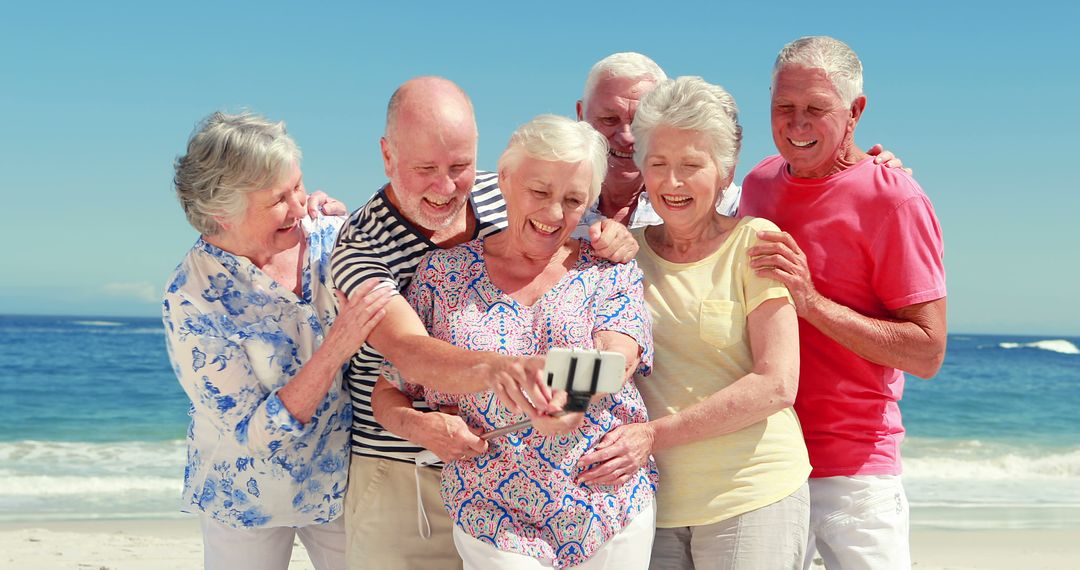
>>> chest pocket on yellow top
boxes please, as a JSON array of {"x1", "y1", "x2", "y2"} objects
[{"x1": 699, "y1": 300, "x2": 745, "y2": 349}]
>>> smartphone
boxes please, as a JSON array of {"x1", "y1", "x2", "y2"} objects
[{"x1": 543, "y1": 348, "x2": 626, "y2": 411}]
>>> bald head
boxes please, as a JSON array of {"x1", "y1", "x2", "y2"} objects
[
  {"x1": 379, "y1": 76, "x2": 479, "y2": 234},
  {"x1": 385, "y1": 76, "x2": 477, "y2": 145}
]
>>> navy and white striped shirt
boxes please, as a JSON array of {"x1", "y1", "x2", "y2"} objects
[{"x1": 330, "y1": 172, "x2": 507, "y2": 462}]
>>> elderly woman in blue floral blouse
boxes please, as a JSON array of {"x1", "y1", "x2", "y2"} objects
[{"x1": 163, "y1": 112, "x2": 392, "y2": 570}]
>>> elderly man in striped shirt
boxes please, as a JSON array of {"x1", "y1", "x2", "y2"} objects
[{"x1": 330, "y1": 76, "x2": 637, "y2": 570}]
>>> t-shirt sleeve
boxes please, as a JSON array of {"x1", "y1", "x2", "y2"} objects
[
  {"x1": 330, "y1": 219, "x2": 399, "y2": 297},
  {"x1": 593, "y1": 259, "x2": 653, "y2": 375},
  {"x1": 742, "y1": 219, "x2": 795, "y2": 314},
  {"x1": 869, "y1": 195, "x2": 947, "y2": 310}
]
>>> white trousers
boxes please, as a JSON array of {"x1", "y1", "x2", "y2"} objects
[
  {"x1": 803, "y1": 475, "x2": 911, "y2": 570},
  {"x1": 651, "y1": 483, "x2": 809, "y2": 570},
  {"x1": 453, "y1": 499, "x2": 656, "y2": 569},
  {"x1": 200, "y1": 514, "x2": 346, "y2": 570}
]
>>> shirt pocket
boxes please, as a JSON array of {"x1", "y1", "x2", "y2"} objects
[{"x1": 699, "y1": 300, "x2": 745, "y2": 349}]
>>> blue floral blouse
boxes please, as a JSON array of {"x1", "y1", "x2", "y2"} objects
[{"x1": 162, "y1": 215, "x2": 350, "y2": 528}]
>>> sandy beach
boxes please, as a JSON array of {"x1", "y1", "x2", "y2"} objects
[
  {"x1": 0, "y1": 518, "x2": 1077, "y2": 569},
  {"x1": 0, "y1": 518, "x2": 314, "y2": 570}
]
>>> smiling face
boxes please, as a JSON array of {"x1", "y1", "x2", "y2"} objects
[
  {"x1": 382, "y1": 89, "x2": 477, "y2": 234},
  {"x1": 216, "y1": 161, "x2": 307, "y2": 262},
  {"x1": 771, "y1": 64, "x2": 864, "y2": 179},
  {"x1": 578, "y1": 75, "x2": 658, "y2": 193},
  {"x1": 642, "y1": 125, "x2": 728, "y2": 230},
  {"x1": 501, "y1": 156, "x2": 592, "y2": 260}
]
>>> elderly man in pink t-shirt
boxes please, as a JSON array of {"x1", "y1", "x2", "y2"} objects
[{"x1": 740, "y1": 36, "x2": 947, "y2": 569}]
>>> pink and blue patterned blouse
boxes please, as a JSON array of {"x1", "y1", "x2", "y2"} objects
[
  {"x1": 384, "y1": 238, "x2": 657, "y2": 568},
  {"x1": 162, "y1": 215, "x2": 350, "y2": 528}
]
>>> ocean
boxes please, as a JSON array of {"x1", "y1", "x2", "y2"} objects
[{"x1": 1, "y1": 314, "x2": 1078, "y2": 529}]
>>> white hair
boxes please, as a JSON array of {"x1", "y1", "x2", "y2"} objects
[
  {"x1": 581, "y1": 52, "x2": 668, "y2": 113},
  {"x1": 772, "y1": 36, "x2": 864, "y2": 107},
  {"x1": 632, "y1": 76, "x2": 742, "y2": 183},
  {"x1": 497, "y1": 114, "x2": 609, "y2": 206},
  {"x1": 173, "y1": 112, "x2": 301, "y2": 236}
]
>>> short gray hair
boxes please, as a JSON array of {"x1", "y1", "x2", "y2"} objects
[
  {"x1": 581, "y1": 52, "x2": 668, "y2": 113},
  {"x1": 173, "y1": 112, "x2": 301, "y2": 236},
  {"x1": 497, "y1": 114, "x2": 608, "y2": 206},
  {"x1": 632, "y1": 76, "x2": 742, "y2": 183},
  {"x1": 772, "y1": 36, "x2": 864, "y2": 107}
]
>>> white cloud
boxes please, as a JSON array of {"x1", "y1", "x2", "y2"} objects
[{"x1": 103, "y1": 282, "x2": 159, "y2": 303}]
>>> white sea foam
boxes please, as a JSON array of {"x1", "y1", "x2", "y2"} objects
[
  {"x1": 0, "y1": 440, "x2": 186, "y2": 477},
  {"x1": 2, "y1": 475, "x2": 180, "y2": 496},
  {"x1": 905, "y1": 447, "x2": 1080, "y2": 480},
  {"x1": 998, "y1": 339, "x2": 1079, "y2": 354},
  {"x1": 903, "y1": 439, "x2": 1080, "y2": 517},
  {"x1": 0, "y1": 440, "x2": 186, "y2": 521},
  {"x1": 70, "y1": 320, "x2": 124, "y2": 327}
]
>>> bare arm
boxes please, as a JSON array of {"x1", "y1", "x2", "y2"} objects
[
  {"x1": 749, "y1": 230, "x2": 947, "y2": 378},
  {"x1": 799, "y1": 295, "x2": 947, "y2": 379},
  {"x1": 277, "y1": 282, "x2": 394, "y2": 423},
  {"x1": 651, "y1": 298, "x2": 799, "y2": 447},
  {"x1": 367, "y1": 296, "x2": 553, "y2": 414},
  {"x1": 578, "y1": 298, "x2": 800, "y2": 484},
  {"x1": 371, "y1": 376, "x2": 487, "y2": 462}
]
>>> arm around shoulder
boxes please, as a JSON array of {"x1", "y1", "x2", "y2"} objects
[{"x1": 803, "y1": 294, "x2": 947, "y2": 379}]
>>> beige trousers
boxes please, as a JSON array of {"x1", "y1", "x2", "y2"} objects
[{"x1": 345, "y1": 455, "x2": 461, "y2": 570}]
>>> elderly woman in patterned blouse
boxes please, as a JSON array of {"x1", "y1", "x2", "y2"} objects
[
  {"x1": 374, "y1": 114, "x2": 656, "y2": 569},
  {"x1": 163, "y1": 112, "x2": 392, "y2": 570}
]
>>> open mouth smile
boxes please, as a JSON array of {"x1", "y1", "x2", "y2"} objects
[
  {"x1": 661, "y1": 195, "x2": 693, "y2": 208},
  {"x1": 529, "y1": 219, "x2": 560, "y2": 235}
]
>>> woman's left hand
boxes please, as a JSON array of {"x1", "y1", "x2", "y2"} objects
[
  {"x1": 576, "y1": 422, "x2": 655, "y2": 486},
  {"x1": 307, "y1": 190, "x2": 347, "y2": 217}
]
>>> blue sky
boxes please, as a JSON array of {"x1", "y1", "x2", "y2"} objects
[{"x1": 1, "y1": 1, "x2": 1077, "y2": 335}]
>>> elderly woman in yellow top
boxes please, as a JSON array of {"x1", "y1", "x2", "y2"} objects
[{"x1": 579, "y1": 77, "x2": 811, "y2": 569}]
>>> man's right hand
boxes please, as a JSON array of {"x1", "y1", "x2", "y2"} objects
[{"x1": 418, "y1": 408, "x2": 488, "y2": 463}]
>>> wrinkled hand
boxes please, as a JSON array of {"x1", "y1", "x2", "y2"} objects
[
  {"x1": 577, "y1": 422, "x2": 655, "y2": 486},
  {"x1": 589, "y1": 214, "x2": 638, "y2": 263},
  {"x1": 747, "y1": 231, "x2": 819, "y2": 316},
  {"x1": 867, "y1": 144, "x2": 913, "y2": 175},
  {"x1": 481, "y1": 354, "x2": 556, "y2": 416},
  {"x1": 307, "y1": 190, "x2": 348, "y2": 218},
  {"x1": 331, "y1": 279, "x2": 395, "y2": 353},
  {"x1": 419, "y1": 409, "x2": 488, "y2": 463}
]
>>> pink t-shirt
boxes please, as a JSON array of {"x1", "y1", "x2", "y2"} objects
[{"x1": 740, "y1": 156, "x2": 946, "y2": 477}]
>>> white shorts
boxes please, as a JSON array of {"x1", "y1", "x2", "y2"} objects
[
  {"x1": 804, "y1": 475, "x2": 910, "y2": 570},
  {"x1": 453, "y1": 499, "x2": 656, "y2": 569},
  {"x1": 200, "y1": 514, "x2": 345, "y2": 570}
]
